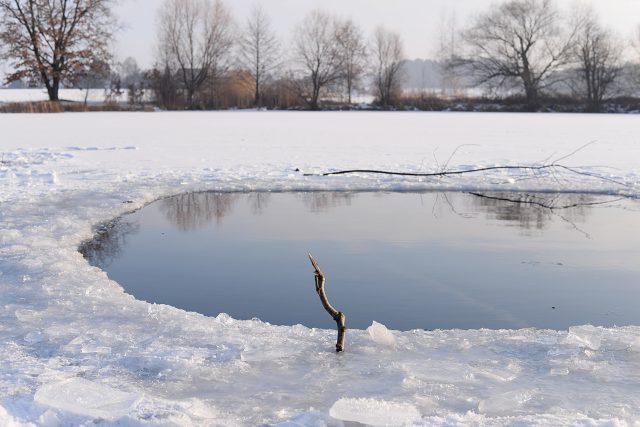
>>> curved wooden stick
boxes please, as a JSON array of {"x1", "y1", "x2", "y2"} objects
[{"x1": 309, "y1": 254, "x2": 346, "y2": 352}]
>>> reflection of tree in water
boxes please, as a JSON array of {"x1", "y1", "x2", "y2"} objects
[
  {"x1": 248, "y1": 193, "x2": 271, "y2": 215},
  {"x1": 160, "y1": 192, "x2": 240, "y2": 230},
  {"x1": 467, "y1": 192, "x2": 609, "y2": 231},
  {"x1": 299, "y1": 192, "x2": 355, "y2": 213},
  {"x1": 79, "y1": 219, "x2": 140, "y2": 269}
]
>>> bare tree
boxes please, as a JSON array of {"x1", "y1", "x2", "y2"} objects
[
  {"x1": 633, "y1": 25, "x2": 640, "y2": 88},
  {"x1": 460, "y1": 0, "x2": 577, "y2": 110},
  {"x1": 147, "y1": 64, "x2": 179, "y2": 109},
  {"x1": 118, "y1": 57, "x2": 142, "y2": 86},
  {"x1": 0, "y1": 0, "x2": 116, "y2": 101},
  {"x1": 435, "y1": 10, "x2": 462, "y2": 97},
  {"x1": 335, "y1": 18, "x2": 367, "y2": 104},
  {"x1": 157, "y1": 0, "x2": 234, "y2": 108},
  {"x1": 237, "y1": 4, "x2": 279, "y2": 107},
  {"x1": 76, "y1": 59, "x2": 110, "y2": 105},
  {"x1": 372, "y1": 26, "x2": 405, "y2": 108},
  {"x1": 293, "y1": 10, "x2": 343, "y2": 110},
  {"x1": 570, "y1": 7, "x2": 622, "y2": 111}
]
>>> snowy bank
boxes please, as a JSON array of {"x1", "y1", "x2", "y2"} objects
[
  {"x1": 0, "y1": 88, "x2": 130, "y2": 105},
  {"x1": 1, "y1": 111, "x2": 640, "y2": 426}
]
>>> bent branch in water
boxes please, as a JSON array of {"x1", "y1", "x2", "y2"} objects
[{"x1": 309, "y1": 254, "x2": 346, "y2": 352}]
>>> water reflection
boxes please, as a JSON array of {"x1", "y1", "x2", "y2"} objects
[
  {"x1": 159, "y1": 192, "x2": 240, "y2": 230},
  {"x1": 468, "y1": 192, "x2": 596, "y2": 231},
  {"x1": 82, "y1": 192, "x2": 625, "y2": 267},
  {"x1": 248, "y1": 193, "x2": 271, "y2": 215},
  {"x1": 298, "y1": 192, "x2": 354, "y2": 213},
  {"x1": 79, "y1": 219, "x2": 139, "y2": 269},
  {"x1": 150, "y1": 191, "x2": 623, "y2": 232}
]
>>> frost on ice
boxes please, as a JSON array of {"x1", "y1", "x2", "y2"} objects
[{"x1": 1, "y1": 112, "x2": 640, "y2": 426}]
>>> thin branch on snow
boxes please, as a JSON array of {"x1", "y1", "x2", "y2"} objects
[
  {"x1": 309, "y1": 254, "x2": 346, "y2": 352},
  {"x1": 302, "y1": 143, "x2": 634, "y2": 190},
  {"x1": 304, "y1": 164, "x2": 631, "y2": 188},
  {"x1": 551, "y1": 141, "x2": 597, "y2": 165}
]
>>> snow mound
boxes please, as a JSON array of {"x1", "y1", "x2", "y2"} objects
[
  {"x1": 565, "y1": 325, "x2": 603, "y2": 350},
  {"x1": 367, "y1": 321, "x2": 396, "y2": 348},
  {"x1": 330, "y1": 397, "x2": 421, "y2": 426}
]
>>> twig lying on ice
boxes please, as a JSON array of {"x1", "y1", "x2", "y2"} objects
[
  {"x1": 302, "y1": 142, "x2": 633, "y2": 190},
  {"x1": 304, "y1": 164, "x2": 631, "y2": 188}
]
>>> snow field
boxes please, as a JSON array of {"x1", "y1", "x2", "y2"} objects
[
  {"x1": 1, "y1": 111, "x2": 640, "y2": 425},
  {"x1": 0, "y1": 89, "x2": 129, "y2": 104}
]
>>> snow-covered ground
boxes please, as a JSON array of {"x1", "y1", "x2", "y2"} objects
[
  {"x1": 0, "y1": 89, "x2": 128, "y2": 104},
  {"x1": 1, "y1": 111, "x2": 640, "y2": 426}
]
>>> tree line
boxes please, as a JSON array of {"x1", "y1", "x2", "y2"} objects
[{"x1": 1, "y1": 0, "x2": 639, "y2": 112}]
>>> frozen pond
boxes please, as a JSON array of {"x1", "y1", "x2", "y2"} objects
[{"x1": 81, "y1": 191, "x2": 640, "y2": 331}]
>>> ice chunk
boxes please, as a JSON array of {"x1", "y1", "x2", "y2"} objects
[
  {"x1": 367, "y1": 321, "x2": 396, "y2": 348},
  {"x1": 0, "y1": 229, "x2": 22, "y2": 245},
  {"x1": 175, "y1": 398, "x2": 220, "y2": 422},
  {"x1": 478, "y1": 389, "x2": 537, "y2": 416},
  {"x1": 24, "y1": 331, "x2": 44, "y2": 344},
  {"x1": 565, "y1": 325, "x2": 602, "y2": 350},
  {"x1": 34, "y1": 378, "x2": 141, "y2": 420},
  {"x1": 0, "y1": 404, "x2": 31, "y2": 427},
  {"x1": 329, "y1": 398, "x2": 420, "y2": 426},
  {"x1": 271, "y1": 410, "x2": 340, "y2": 427}
]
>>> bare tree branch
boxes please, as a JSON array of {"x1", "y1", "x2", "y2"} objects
[
  {"x1": 303, "y1": 142, "x2": 633, "y2": 190},
  {"x1": 309, "y1": 254, "x2": 346, "y2": 352},
  {"x1": 304, "y1": 164, "x2": 631, "y2": 189}
]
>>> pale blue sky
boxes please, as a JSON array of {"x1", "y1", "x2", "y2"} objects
[{"x1": 113, "y1": 0, "x2": 640, "y2": 68}]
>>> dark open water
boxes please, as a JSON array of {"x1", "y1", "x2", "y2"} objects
[{"x1": 81, "y1": 191, "x2": 640, "y2": 331}]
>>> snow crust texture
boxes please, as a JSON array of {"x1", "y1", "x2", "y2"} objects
[{"x1": 1, "y1": 111, "x2": 640, "y2": 426}]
